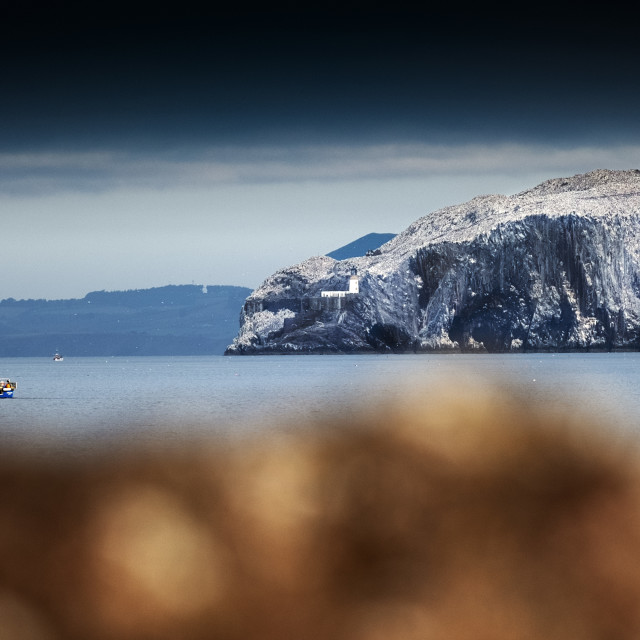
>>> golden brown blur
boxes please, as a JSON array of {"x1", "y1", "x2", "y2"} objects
[{"x1": 1, "y1": 385, "x2": 640, "y2": 640}]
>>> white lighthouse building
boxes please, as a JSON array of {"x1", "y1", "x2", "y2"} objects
[
  {"x1": 348, "y1": 271, "x2": 359, "y2": 294},
  {"x1": 321, "y1": 268, "x2": 360, "y2": 298}
]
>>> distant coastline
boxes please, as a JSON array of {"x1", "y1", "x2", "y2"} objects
[{"x1": 0, "y1": 284, "x2": 251, "y2": 357}]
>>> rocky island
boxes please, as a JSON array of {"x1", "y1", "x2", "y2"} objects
[{"x1": 226, "y1": 169, "x2": 640, "y2": 354}]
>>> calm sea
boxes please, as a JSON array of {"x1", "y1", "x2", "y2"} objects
[{"x1": 1, "y1": 353, "x2": 639, "y2": 452}]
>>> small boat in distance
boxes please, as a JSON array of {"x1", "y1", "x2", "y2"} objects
[
  {"x1": 0, "y1": 379, "x2": 16, "y2": 398},
  {"x1": 53, "y1": 353, "x2": 63, "y2": 361}
]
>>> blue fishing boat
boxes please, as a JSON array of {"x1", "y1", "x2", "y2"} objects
[{"x1": 0, "y1": 379, "x2": 16, "y2": 398}]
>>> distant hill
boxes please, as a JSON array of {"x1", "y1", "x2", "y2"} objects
[
  {"x1": 326, "y1": 233, "x2": 396, "y2": 260},
  {"x1": 0, "y1": 285, "x2": 251, "y2": 356}
]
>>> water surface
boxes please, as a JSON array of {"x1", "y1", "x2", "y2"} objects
[{"x1": 0, "y1": 353, "x2": 638, "y2": 452}]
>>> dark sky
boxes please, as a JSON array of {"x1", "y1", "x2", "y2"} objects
[{"x1": 4, "y1": 3, "x2": 639, "y2": 152}]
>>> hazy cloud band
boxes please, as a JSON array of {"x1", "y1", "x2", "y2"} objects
[{"x1": 1, "y1": 143, "x2": 639, "y2": 195}]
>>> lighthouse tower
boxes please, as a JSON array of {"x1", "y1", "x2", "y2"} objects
[{"x1": 349, "y1": 267, "x2": 359, "y2": 294}]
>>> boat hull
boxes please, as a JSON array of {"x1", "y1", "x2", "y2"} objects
[{"x1": 0, "y1": 389, "x2": 14, "y2": 398}]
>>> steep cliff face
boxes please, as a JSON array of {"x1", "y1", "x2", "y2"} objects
[{"x1": 227, "y1": 169, "x2": 640, "y2": 354}]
